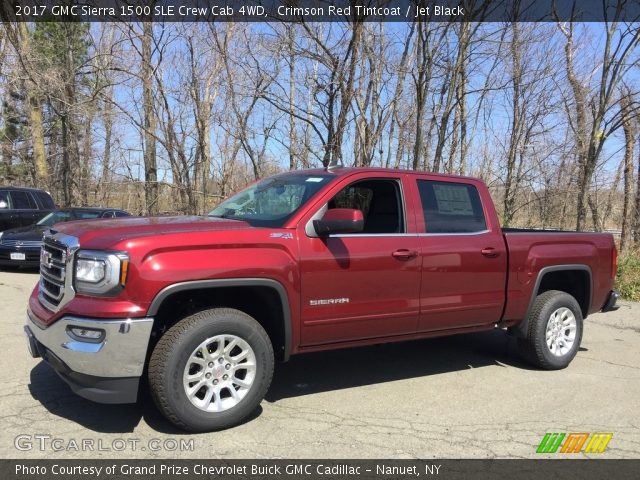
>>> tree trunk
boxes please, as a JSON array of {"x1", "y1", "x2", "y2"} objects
[
  {"x1": 634, "y1": 133, "x2": 640, "y2": 247},
  {"x1": 17, "y1": 23, "x2": 47, "y2": 188},
  {"x1": 288, "y1": 25, "x2": 297, "y2": 171},
  {"x1": 100, "y1": 88, "x2": 113, "y2": 205},
  {"x1": 142, "y1": 20, "x2": 158, "y2": 214},
  {"x1": 503, "y1": 23, "x2": 522, "y2": 227},
  {"x1": 620, "y1": 93, "x2": 636, "y2": 252}
]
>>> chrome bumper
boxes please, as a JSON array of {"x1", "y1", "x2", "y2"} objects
[{"x1": 26, "y1": 309, "x2": 153, "y2": 378}]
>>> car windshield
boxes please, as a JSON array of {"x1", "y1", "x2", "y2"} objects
[
  {"x1": 208, "y1": 174, "x2": 333, "y2": 227},
  {"x1": 36, "y1": 210, "x2": 103, "y2": 226}
]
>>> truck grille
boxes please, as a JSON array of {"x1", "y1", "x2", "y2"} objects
[
  {"x1": 39, "y1": 232, "x2": 79, "y2": 311},
  {"x1": 0, "y1": 239, "x2": 42, "y2": 248}
]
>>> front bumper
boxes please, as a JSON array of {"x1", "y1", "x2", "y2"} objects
[
  {"x1": 25, "y1": 309, "x2": 154, "y2": 403},
  {"x1": 601, "y1": 290, "x2": 620, "y2": 312},
  {"x1": 0, "y1": 246, "x2": 40, "y2": 266}
]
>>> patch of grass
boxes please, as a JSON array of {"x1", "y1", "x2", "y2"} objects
[{"x1": 616, "y1": 251, "x2": 640, "y2": 302}]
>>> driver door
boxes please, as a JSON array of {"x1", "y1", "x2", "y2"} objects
[{"x1": 298, "y1": 176, "x2": 421, "y2": 346}]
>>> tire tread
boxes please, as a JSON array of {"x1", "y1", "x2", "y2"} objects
[
  {"x1": 518, "y1": 290, "x2": 582, "y2": 370},
  {"x1": 148, "y1": 308, "x2": 274, "y2": 432}
]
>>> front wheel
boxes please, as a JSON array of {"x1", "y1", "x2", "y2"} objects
[
  {"x1": 148, "y1": 308, "x2": 274, "y2": 432},
  {"x1": 517, "y1": 290, "x2": 583, "y2": 370}
]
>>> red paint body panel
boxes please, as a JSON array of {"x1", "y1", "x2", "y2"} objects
[
  {"x1": 405, "y1": 177, "x2": 508, "y2": 332},
  {"x1": 502, "y1": 232, "x2": 615, "y2": 321},
  {"x1": 28, "y1": 168, "x2": 617, "y2": 357}
]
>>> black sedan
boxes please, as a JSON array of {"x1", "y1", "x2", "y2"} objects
[{"x1": 0, "y1": 207, "x2": 130, "y2": 267}]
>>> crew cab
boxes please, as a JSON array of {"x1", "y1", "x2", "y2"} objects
[{"x1": 23, "y1": 168, "x2": 619, "y2": 431}]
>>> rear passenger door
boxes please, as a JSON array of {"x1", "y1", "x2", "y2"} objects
[
  {"x1": 414, "y1": 179, "x2": 507, "y2": 332},
  {"x1": 8, "y1": 190, "x2": 40, "y2": 227}
]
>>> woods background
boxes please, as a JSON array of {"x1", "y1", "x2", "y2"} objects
[{"x1": 0, "y1": 17, "x2": 639, "y2": 261}]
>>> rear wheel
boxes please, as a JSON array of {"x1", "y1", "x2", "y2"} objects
[
  {"x1": 517, "y1": 290, "x2": 583, "y2": 370},
  {"x1": 148, "y1": 308, "x2": 274, "y2": 432}
]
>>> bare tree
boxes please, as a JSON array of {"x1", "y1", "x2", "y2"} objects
[
  {"x1": 142, "y1": 18, "x2": 158, "y2": 214},
  {"x1": 9, "y1": 23, "x2": 48, "y2": 188},
  {"x1": 620, "y1": 90, "x2": 637, "y2": 251},
  {"x1": 557, "y1": 16, "x2": 640, "y2": 230}
]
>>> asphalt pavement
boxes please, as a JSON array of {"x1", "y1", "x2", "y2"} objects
[{"x1": 1, "y1": 269, "x2": 638, "y2": 459}]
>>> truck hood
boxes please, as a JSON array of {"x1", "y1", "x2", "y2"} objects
[
  {"x1": 1, "y1": 224, "x2": 48, "y2": 241},
  {"x1": 52, "y1": 215, "x2": 252, "y2": 249}
]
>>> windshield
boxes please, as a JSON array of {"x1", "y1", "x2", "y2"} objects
[
  {"x1": 208, "y1": 174, "x2": 333, "y2": 227},
  {"x1": 37, "y1": 210, "x2": 103, "y2": 226}
]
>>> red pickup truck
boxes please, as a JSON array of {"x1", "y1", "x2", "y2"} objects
[{"x1": 24, "y1": 167, "x2": 619, "y2": 431}]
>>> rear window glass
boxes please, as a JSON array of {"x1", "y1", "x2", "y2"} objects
[
  {"x1": 34, "y1": 191, "x2": 55, "y2": 209},
  {"x1": 417, "y1": 180, "x2": 487, "y2": 233}
]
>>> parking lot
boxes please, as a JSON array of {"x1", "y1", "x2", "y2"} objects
[{"x1": 1, "y1": 269, "x2": 638, "y2": 459}]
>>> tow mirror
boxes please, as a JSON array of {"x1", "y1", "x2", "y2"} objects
[{"x1": 313, "y1": 208, "x2": 364, "y2": 236}]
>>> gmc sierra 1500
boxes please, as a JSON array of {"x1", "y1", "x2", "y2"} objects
[{"x1": 24, "y1": 167, "x2": 619, "y2": 431}]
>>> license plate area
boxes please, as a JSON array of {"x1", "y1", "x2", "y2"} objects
[{"x1": 10, "y1": 252, "x2": 26, "y2": 261}]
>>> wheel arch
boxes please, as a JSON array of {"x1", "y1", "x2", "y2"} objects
[
  {"x1": 147, "y1": 278, "x2": 292, "y2": 361},
  {"x1": 513, "y1": 264, "x2": 592, "y2": 338}
]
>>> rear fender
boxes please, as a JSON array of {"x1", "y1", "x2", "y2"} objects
[{"x1": 512, "y1": 264, "x2": 592, "y2": 338}]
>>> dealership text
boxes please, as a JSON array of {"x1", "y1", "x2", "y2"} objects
[{"x1": 16, "y1": 463, "x2": 442, "y2": 476}]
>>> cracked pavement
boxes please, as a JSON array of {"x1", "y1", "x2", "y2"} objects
[{"x1": 1, "y1": 270, "x2": 638, "y2": 459}]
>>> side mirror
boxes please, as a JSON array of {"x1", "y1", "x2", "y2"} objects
[{"x1": 313, "y1": 208, "x2": 364, "y2": 236}]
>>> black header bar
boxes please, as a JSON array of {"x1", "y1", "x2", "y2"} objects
[{"x1": 1, "y1": 0, "x2": 640, "y2": 22}]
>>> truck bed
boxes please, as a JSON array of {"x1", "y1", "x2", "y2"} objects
[{"x1": 500, "y1": 228, "x2": 616, "y2": 323}]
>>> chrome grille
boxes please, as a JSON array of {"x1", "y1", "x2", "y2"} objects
[
  {"x1": 39, "y1": 231, "x2": 79, "y2": 311},
  {"x1": 0, "y1": 239, "x2": 42, "y2": 248}
]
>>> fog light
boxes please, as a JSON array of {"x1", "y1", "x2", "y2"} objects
[{"x1": 67, "y1": 326, "x2": 105, "y2": 342}]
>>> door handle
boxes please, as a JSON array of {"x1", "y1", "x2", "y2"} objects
[
  {"x1": 481, "y1": 247, "x2": 500, "y2": 258},
  {"x1": 392, "y1": 249, "x2": 418, "y2": 260}
]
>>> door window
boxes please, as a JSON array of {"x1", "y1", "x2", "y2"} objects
[
  {"x1": 417, "y1": 180, "x2": 486, "y2": 233},
  {"x1": 10, "y1": 191, "x2": 36, "y2": 210},
  {"x1": 328, "y1": 179, "x2": 404, "y2": 234},
  {"x1": 0, "y1": 191, "x2": 8, "y2": 209},
  {"x1": 34, "y1": 191, "x2": 55, "y2": 209}
]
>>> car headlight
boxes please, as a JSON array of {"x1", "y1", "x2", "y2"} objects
[{"x1": 74, "y1": 250, "x2": 129, "y2": 296}]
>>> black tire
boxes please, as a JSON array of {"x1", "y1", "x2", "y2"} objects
[
  {"x1": 148, "y1": 308, "x2": 274, "y2": 432},
  {"x1": 517, "y1": 290, "x2": 583, "y2": 370}
]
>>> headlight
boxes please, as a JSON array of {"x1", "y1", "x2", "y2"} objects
[
  {"x1": 76, "y1": 258, "x2": 106, "y2": 283},
  {"x1": 74, "y1": 250, "x2": 129, "y2": 296}
]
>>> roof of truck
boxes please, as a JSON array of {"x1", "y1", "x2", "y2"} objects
[{"x1": 281, "y1": 166, "x2": 481, "y2": 183}]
